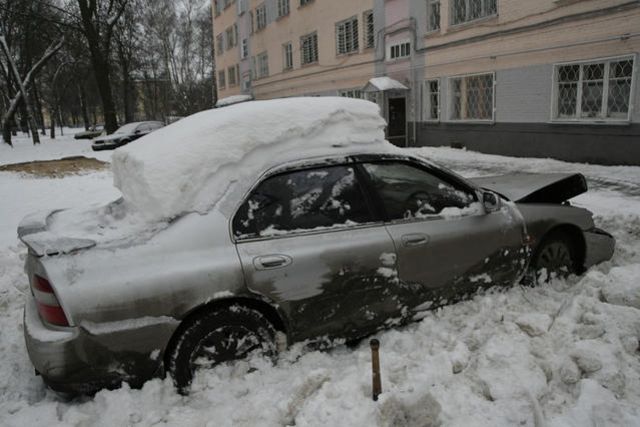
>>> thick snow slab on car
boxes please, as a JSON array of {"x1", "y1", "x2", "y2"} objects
[{"x1": 112, "y1": 97, "x2": 388, "y2": 221}]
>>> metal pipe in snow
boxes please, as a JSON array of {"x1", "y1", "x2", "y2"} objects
[{"x1": 370, "y1": 338, "x2": 382, "y2": 401}]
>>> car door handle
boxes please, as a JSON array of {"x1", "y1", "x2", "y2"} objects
[
  {"x1": 253, "y1": 254, "x2": 292, "y2": 270},
  {"x1": 401, "y1": 233, "x2": 430, "y2": 247}
]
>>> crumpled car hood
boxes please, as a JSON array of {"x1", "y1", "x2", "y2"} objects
[{"x1": 470, "y1": 173, "x2": 587, "y2": 203}]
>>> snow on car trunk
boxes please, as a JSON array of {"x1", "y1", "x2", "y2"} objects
[{"x1": 112, "y1": 97, "x2": 388, "y2": 222}]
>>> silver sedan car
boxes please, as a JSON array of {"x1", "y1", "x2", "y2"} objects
[{"x1": 20, "y1": 152, "x2": 614, "y2": 394}]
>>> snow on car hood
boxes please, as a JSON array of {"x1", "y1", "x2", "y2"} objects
[
  {"x1": 471, "y1": 173, "x2": 588, "y2": 203},
  {"x1": 112, "y1": 97, "x2": 389, "y2": 221}
]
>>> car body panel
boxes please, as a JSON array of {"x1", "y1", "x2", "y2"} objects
[
  {"x1": 471, "y1": 173, "x2": 587, "y2": 203},
  {"x1": 91, "y1": 121, "x2": 164, "y2": 151}
]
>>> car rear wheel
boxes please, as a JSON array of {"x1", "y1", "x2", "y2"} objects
[
  {"x1": 530, "y1": 233, "x2": 576, "y2": 283},
  {"x1": 167, "y1": 305, "x2": 277, "y2": 393}
]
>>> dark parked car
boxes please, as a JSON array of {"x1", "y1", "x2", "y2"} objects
[
  {"x1": 19, "y1": 150, "x2": 614, "y2": 395},
  {"x1": 91, "y1": 121, "x2": 164, "y2": 151},
  {"x1": 74, "y1": 126, "x2": 104, "y2": 140}
]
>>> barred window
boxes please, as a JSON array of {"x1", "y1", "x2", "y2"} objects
[
  {"x1": 216, "y1": 34, "x2": 224, "y2": 56},
  {"x1": 283, "y1": 42, "x2": 293, "y2": 70},
  {"x1": 554, "y1": 57, "x2": 634, "y2": 121},
  {"x1": 301, "y1": 32, "x2": 319, "y2": 65},
  {"x1": 363, "y1": 10, "x2": 374, "y2": 49},
  {"x1": 451, "y1": 0, "x2": 496, "y2": 26},
  {"x1": 423, "y1": 79, "x2": 440, "y2": 121},
  {"x1": 449, "y1": 73, "x2": 494, "y2": 121},
  {"x1": 336, "y1": 17, "x2": 359, "y2": 55},
  {"x1": 256, "y1": 4, "x2": 267, "y2": 30},
  {"x1": 427, "y1": 0, "x2": 440, "y2": 31},
  {"x1": 218, "y1": 70, "x2": 226, "y2": 89},
  {"x1": 257, "y1": 51, "x2": 269, "y2": 78},
  {"x1": 339, "y1": 89, "x2": 364, "y2": 99},
  {"x1": 277, "y1": 0, "x2": 289, "y2": 17}
]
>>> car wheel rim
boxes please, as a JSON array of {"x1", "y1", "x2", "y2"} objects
[
  {"x1": 538, "y1": 242, "x2": 572, "y2": 276},
  {"x1": 190, "y1": 325, "x2": 263, "y2": 371}
]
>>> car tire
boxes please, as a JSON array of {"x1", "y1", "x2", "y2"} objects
[
  {"x1": 167, "y1": 305, "x2": 277, "y2": 393},
  {"x1": 530, "y1": 232, "x2": 576, "y2": 283}
]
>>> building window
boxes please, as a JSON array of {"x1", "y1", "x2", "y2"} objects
[
  {"x1": 388, "y1": 41, "x2": 411, "y2": 60},
  {"x1": 451, "y1": 0, "x2": 497, "y2": 26},
  {"x1": 449, "y1": 73, "x2": 494, "y2": 121},
  {"x1": 363, "y1": 10, "x2": 374, "y2": 49},
  {"x1": 277, "y1": 0, "x2": 290, "y2": 17},
  {"x1": 216, "y1": 34, "x2": 224, "y2": 56},
  {"x1": 283, "y1": 42, "x2": 293, "y2": 70},
  {"x1": 554, "y1": 57, "x2": 635, "y2": 121},
  {"x1": 427, "y1": 0, "x2": 440, "y2": 31},
  {"x1": 336, "y1": 16, "x2": 359, "y2": 55},
  {"x1": 256, "y1": 4, "x2": 267, "y2": 30},
  {"x1": 301, "y1": 32, "x2": 319, "y2": 65},
  {"x1": 225, "y1": 24, "x2": 237, "y2": 50},
  {"x1": 228, "y1": 66, "x2": 237, "y2": 86},
  {"x1": 423, "y1": 79, "x2": 440, "y2": 121},
  {"x1": 300, "y1": 0, "x2": 313, "y2": 6},
  {"x1": 256, "y1": 51, "x2": 269, "y2": 79},
  {"x1": 218, "y1": 70, "x2": 226, "y2": 89},
  {"x1": 249, "y1": 11, "x2": 254, "y2": 34},
  {"x1": 241, "y1": 39, "x2": 248, "y2": 59},
  {"x1": 215, "y1": 0, "x2": 222, "y2": 16},
  {"x1": 237, "y1": 0, "x2": 247, "y2": 15},
  {"x1": 339, "y1": 89, "x2": 364, "y2": 98}
]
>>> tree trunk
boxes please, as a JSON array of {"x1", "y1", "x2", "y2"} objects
[
  {"x1": 50, "y1": 108, "x2": 55, "y2": 139},
  {"x1": 79, "y1": 84, "x2": 90, "y2": 130}
]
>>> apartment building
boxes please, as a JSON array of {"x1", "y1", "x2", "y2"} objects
[{"x1": 213, "y1": 0, "x2": 640, "y2": 165}]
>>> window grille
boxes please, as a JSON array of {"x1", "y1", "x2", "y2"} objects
[
  {"x1": 389, "y1": 41, "x2": 410, "y2": 60},
  {"x1": 218, "y1": 70, "x2": 226, "y2": 89},
  {"x1": 336, "y1": 16, "x2": 359, "y2": 55},
  {"x1": 554, "y1": 57, "x2": 634, "y2": 121},
  {"x1": 338, "y1": 89, "x2": 364, "y2": 99},
  {"x1": 363, "y1": 10, "x2": 374, "y2": 49},
  {"x1": 301, "y1": 32, "x2": 319, "y2": 65},
  {"x1": 427, "y1": 0, "x2": 440, "y2": 31},
  {"x1": 423, "y1": 79, "x2": 440, "y2": 121},
  {"x1": 449, "y1": 73, "x2": 494, "y2": 120},
  {"x1": 451, "y1": 0, "x2": 496, "y2": 25}
]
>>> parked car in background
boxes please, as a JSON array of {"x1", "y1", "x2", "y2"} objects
[
  {"x1": 91, "y1": 121, "x2": 164, "y2": 151},
  {"x1": 74, "y1": 126, "x2": 104, "y2": 140}
]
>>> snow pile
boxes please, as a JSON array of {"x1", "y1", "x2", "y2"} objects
[{"x1": 112, "y1": 97, "x2": 388, "y2": 221}]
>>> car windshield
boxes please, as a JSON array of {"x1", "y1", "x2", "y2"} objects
[{"x1": 114, "y1": 123, "x2": 140, "y2": 134}]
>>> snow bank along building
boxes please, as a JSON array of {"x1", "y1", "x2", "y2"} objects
[{"x1": 213, "y1": 0, "x2": 640, "y2": 165}]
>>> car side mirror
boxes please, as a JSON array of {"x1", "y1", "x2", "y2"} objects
[{"x1": 483, "y1": 191, "x2": 501, "y2": 213}]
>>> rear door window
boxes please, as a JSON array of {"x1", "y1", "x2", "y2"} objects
[
  {"x1": 233, "y1": 165, "x2": 373, "y2": 239},
  {"x1": 362, "y1": 161, "x2": 478, "y2": 221}
]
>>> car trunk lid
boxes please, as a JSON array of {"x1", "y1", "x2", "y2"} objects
[{"x1": 18, "y1": 209, "x2": 96, "y2": 257}]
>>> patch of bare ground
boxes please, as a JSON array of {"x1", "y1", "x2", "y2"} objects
[{"x1": 0, "y1": 156, "x2": 108, "y2": 177}]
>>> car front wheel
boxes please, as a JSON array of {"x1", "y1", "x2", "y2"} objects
[
  {"x1": 530, "y1": 233, "x2": 576, "y2": 282},
  {"x1": 167, "y1": 305, "x2": 277, "y2": 393}
]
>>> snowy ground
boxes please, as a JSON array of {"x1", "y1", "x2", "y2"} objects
[{"x1": 0, "y1": 134, "x2": 639, "y2": 426}]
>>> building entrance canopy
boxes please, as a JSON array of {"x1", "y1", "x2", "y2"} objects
[{"x1": 362, "y1": 77, "x2": 409, "y2": 92}]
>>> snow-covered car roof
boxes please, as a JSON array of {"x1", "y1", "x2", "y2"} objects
[{"x1": 112, "y1": 97, "x2": 393, "y2": 222}]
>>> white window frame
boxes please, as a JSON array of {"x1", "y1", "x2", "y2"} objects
[
  {"x1": 387, "y1": 39, "x2": 411, "y2": 61},
  {"x1": 257, "y1": 51, "x2": 269, "y2": 79},
  {"x1": 336, "y1": 16, "x2": 359, "y2": 56},
  {"x1": 338, "y1": 89, "x2": 364, "y2": 99},
  {"x1": 256, "y1": 4, "x2": 267, "y2": 30},
  {"x1": 237, "y1": 0, "x2": 247, "y2": 15},
  {"x1": 301, "y1": 32, "x2": 319, "y2": 65},
  {"x1": 447, "y1": 72, "x2": 496, "y2": 123},
  {"x1": 277, "y1": 0, "x2": 290, "y2": 18},
  {"x1": 450, "y1": 0, "x2": 497, "y2": 26},
  {"x1": 218, "y1": 70, "x2": 226, "y2": 89},
  {"x1": 426, "y1": 0, "x2": 441, "y2": 32},
  {"x1": 422, "y1": 78, "x2": 441, "y2": 122},
  {"x1": 550, "y1": 55, "x2": 637, "y2": 123},
  {"x1": 283, "y1": 42, "x2": 293, "y2": 70},
  {"x1": 241, "y1": 38, "x2": 248, "y2": 59}
]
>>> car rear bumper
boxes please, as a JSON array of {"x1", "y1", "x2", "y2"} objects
[
  {"x1": 584, "y1": 227, "x2": 615, "y2": 268},
  {"x1": 24, "y1": 297, "x2": 177, "y2": 394}
]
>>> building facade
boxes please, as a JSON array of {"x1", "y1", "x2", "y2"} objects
[{"x1": 213, "y1": 0, "x2": 640, "y2": 165}]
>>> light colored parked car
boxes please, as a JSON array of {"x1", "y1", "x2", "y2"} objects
[{"x1": 20, "y1": 152, "x2": 614, "y2": 394}]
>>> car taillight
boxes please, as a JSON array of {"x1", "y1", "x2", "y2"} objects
[{"x1": 32, "y1": 275, "x2": 69, "y2": 327}]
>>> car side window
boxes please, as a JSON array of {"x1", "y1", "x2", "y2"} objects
[
  {"x1": 362, "y1": 161, "x2": 478, "y2": 221},
  {"x1": 233, "y1": 165, "x2": 373, "y2": 239}
]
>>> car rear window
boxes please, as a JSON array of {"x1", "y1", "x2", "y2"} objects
[{"x1": 233, "y1": 165, "x2": 373, "y2": 239}]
